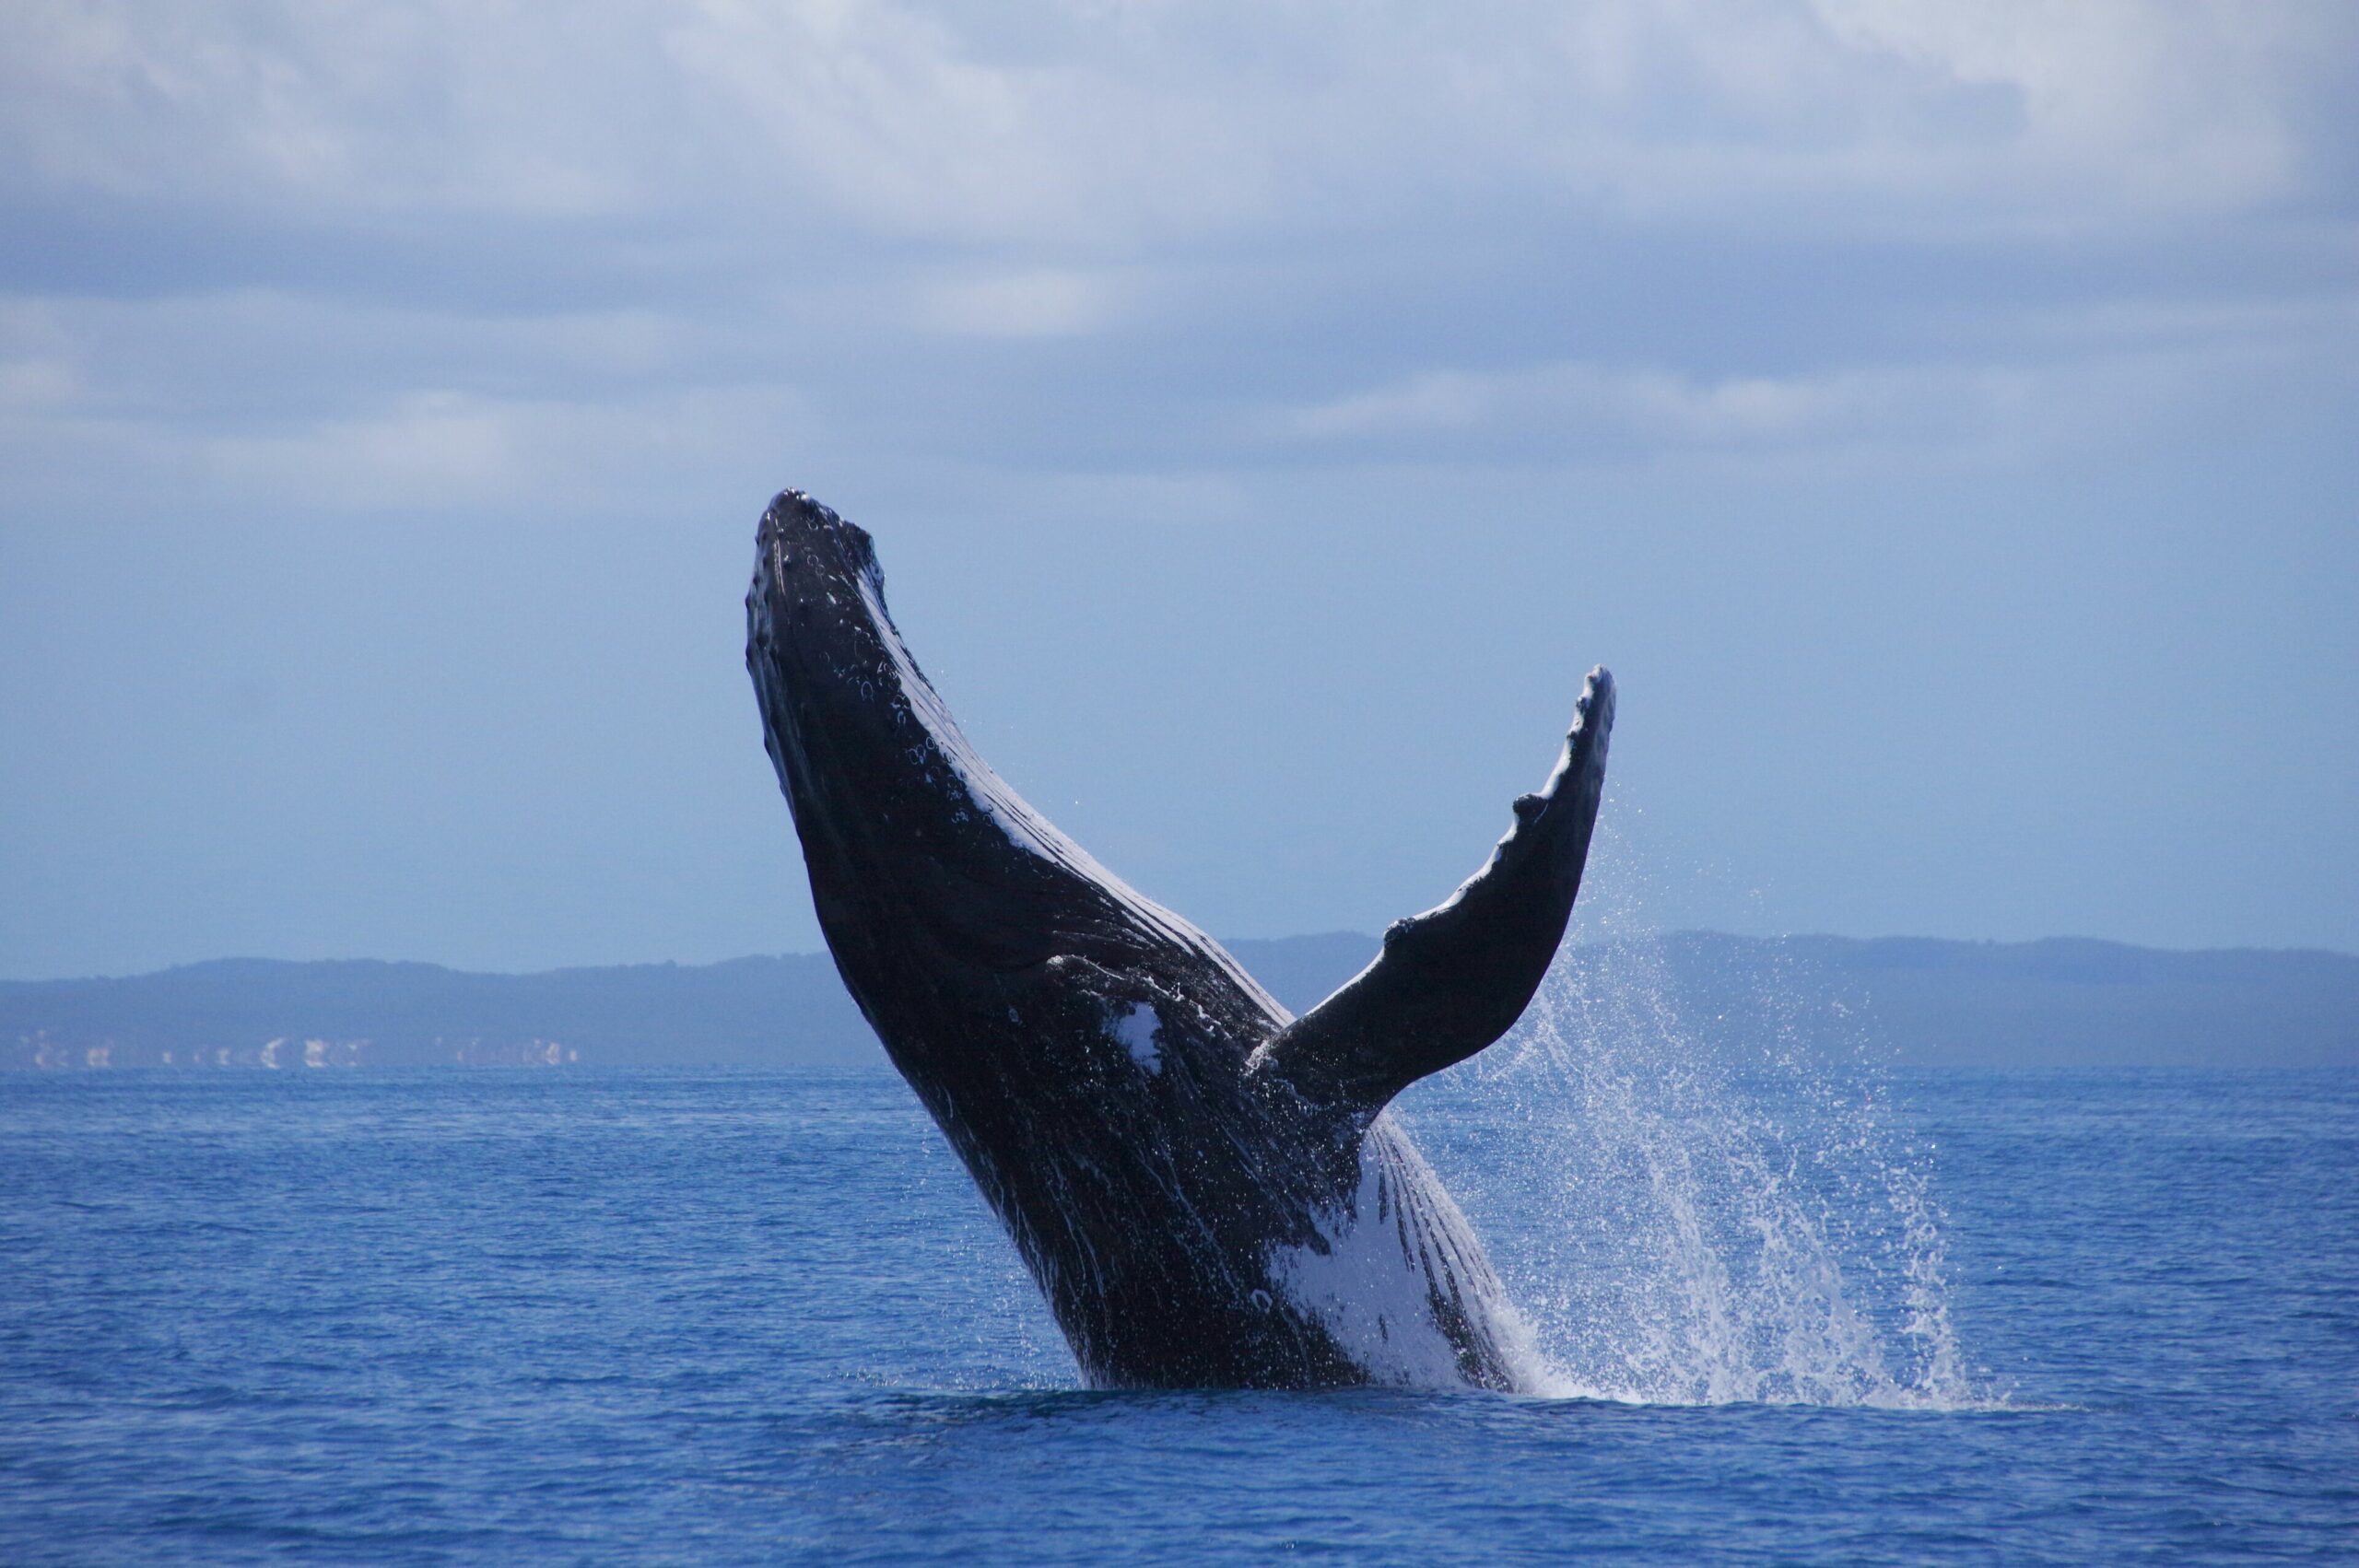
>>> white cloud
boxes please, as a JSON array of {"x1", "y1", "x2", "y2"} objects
[
  {"x1": 908, "y1": 268, "x2": 1130, "y2": 338},
  {"x1": 0, "y1": 3, "x2": 2350, "y2": 509},
  {"x1": 1808, "y1": 1, "x2": 2327, "y2": 217},
  {"x1": 0, "y1": 289, "x2": 815, "y2": 514},
  {"x1": 1277, "y1": 358, "x2": 2042, "y2": 463},
  {"x1": 1268, "y1": 293, "x2": 2359, "y2": 472},
  {"x1": 202, "y1": 389, "x2": 518, "y2": 507},
  {"x1": 5, "y1": 1, "x2": 2348, "y2": 247}
]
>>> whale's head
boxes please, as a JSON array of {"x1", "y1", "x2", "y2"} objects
[
  {"x1": 746, "y1": 491, "x2": 1045, "y2": 969},
  {"x1": 745, "y1": 491, "x2": 1281, "y2": 1106}
]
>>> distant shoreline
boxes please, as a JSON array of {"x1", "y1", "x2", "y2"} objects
[{"x1": 6, "y1": 932, "x2": 2353, "y2": 1072}]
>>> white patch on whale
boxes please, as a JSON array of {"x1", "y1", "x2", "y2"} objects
[
  {"x1": 1268, "y1": 1117, "x2": 1550, "y2": 1391},
  {"x1": 1111, "y1": 1002, "x2": 1163, "y2": 1074}
]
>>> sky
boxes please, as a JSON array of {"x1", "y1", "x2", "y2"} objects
[{"x1": 2, "y1": 1, "x2": 2355, "y2": 980}]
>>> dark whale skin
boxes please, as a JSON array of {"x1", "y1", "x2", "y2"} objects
[{"x1": 746, "y1": 490, "x2": 1613, "y2": 1390}]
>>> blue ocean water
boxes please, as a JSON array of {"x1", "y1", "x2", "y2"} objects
[{"x1": 2, "y1": 1060, "x2": 2353, "y2": 1565}]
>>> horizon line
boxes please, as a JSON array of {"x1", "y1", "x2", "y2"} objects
[{"x1": 9, "y1": 929, "x2": 2357, "y2": 987}]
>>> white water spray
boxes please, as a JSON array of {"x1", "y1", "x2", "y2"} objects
[{"x1": 1415, "y1": 838, "x2": 1987, "y2": 1408}]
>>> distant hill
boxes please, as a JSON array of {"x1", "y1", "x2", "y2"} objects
[
  {"x1": 1754, "y1": 934, "x2": 2358, "y2": 1069},
  {"x1": 0, "y1": 936, "x2": 1379, "y2": 1071},
  {"x1": 3, "y1": 933, "x2": 2351, "y2": 1071}
]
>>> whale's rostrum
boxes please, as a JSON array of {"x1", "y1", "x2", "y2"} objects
[{"x1": 746, "y1": 490, "x2": 1614, "y2": 1390}]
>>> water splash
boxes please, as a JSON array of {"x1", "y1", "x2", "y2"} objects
[{"x1": 1422, "y1": 913, "x2": 1988, "y2": 1409}]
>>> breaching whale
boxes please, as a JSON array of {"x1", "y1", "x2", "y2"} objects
[{"x1": 746, "y1": 491, "x2": 1613, "y2": 1390}]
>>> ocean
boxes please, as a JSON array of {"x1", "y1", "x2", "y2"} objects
[{"x1": 3, "y1": 1059, "x2": 2353, "y2": 1564}]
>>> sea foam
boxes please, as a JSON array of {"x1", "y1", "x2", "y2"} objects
[{"x1": 1414, "y1": 854, "x2": 1992, "y2": 1409}]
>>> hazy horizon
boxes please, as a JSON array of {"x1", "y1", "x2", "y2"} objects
[
  {"x1": 12, "y1": 924, "x2": 2359, "y2": 989},
  {"x1": 4, "y1": 5, "x2": 2354, "y2": 981}
]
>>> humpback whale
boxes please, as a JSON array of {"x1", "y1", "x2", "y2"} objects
[{"x1": 747, "y1": 491, "x2": 1613, "y2": 1390}]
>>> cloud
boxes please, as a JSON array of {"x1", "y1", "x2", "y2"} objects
[
  {"x1": 194, "y1": 382, "x2": 815, "y2": 513},
  {"x1": 6, "y1": 2, "x2": 2351, "y2": 250},
  {"x1": 1809, "y1": 2, "x2": 2330, "y2": 216},
  {"x1": 0, "y1": 2, "x2": 2352, "y2": 513},
  {"x1": 1268, "y1": 285, "x2": 2359, "y2": 471},
  {"x1": 1274, "y1": 358, "x2": 2032, "y2": 466},
  {"x1": 0, "y1": 289, "x2": 813, "y2": 513},
  {"x1": 908, "y1": 268, "x2": 1132, "y2": 339}
]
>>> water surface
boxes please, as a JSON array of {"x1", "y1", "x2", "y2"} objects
[{"x1": 2, "y1": 1067, "x2": 2352, "y2": 1563}]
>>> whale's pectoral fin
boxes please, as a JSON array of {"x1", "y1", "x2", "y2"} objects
[{"x1": 1251, "y1": 667, "x2": 1614, "y2": 1124}]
